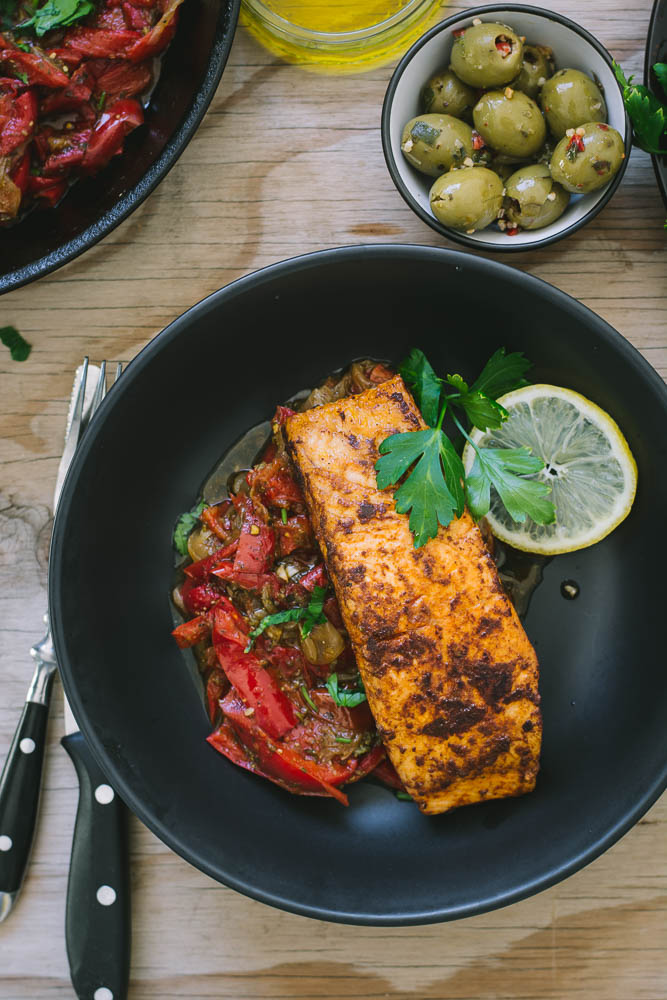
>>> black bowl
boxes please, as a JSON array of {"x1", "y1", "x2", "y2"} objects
[
  {"x1": 50, "y1": 245, "x2": 667, "y2": 925},
  {"x1": 0, "y1": 0, "x2": 240, "y2": 295}
]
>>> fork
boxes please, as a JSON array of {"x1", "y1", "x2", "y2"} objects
[{"x1": 0, "y1": 360, "x2": 122, "y2": 922}]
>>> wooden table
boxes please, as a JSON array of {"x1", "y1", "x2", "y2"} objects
[{"x1": 1, "y1": 1, "x2": 665, "y2": 996}]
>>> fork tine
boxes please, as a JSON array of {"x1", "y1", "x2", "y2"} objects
[
  {"x1": 114, "y1": 362, "x2": 122, "y2": 383},
  {"x1": 89, "y1": 360, "x2": 107, "y2": 417},
  {"x1": 53, "y1": 358, "x2": 89, "y2": 509}
]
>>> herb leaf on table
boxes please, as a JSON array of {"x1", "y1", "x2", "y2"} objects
[
  {"x1": 613, "y1": 61, "x2": 667, "y2": 155},
  {"x1": 0, "y1": 325, "x2": 32, "y2": 361}
]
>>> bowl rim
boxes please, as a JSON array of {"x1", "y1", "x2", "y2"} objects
[
  {"x1": 0, "y1": 0, "x2": 241, "y2": 296},
  {"x1": 50, "y1": 243, "x2": 667, "y2": 926},
  {"x1": 381, "y1": 2, "x2": 633, "y2": 253}
]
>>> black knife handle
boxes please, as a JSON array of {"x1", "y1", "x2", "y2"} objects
[
  {"x1": 0, "y1": 700, "x2": 51, "y2": 901},
  {"x1": 62, "y1": 731, "x2": 131, "y2": 1000}
]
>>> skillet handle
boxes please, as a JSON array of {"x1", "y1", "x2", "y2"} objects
[{"x1": 62, "y1": 730, "x2": 131, "y2": 1000}]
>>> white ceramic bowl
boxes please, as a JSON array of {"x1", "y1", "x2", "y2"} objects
[{"x1": 382, "y1": 4, "x2": 631, "y2": 251}]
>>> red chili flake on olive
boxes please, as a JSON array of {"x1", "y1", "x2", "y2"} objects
[
  {"x1": 598, "y1": 123, "x2": 609, "y2": 130},
  {"x1": 507, "y1": 227, "x2": 520, "y2": 236},
  {"x1": 472, "y1": 130, "x2": 485, "y2": 150},
  {"x1": 452, "y1": 28, "x2": 466, "y2": 37}
]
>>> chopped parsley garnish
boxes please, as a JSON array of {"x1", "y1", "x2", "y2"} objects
[
  {"x1": 376, "y1": 348, "x2": 555, "y2": 548},
  {"x1": 326, "y1": 672, "x2": 367, "y2": 708},
  {"x1": 300, "y1": 685, "x2": 317, "y2": 711},
  {"x1": 0, "y1": 325, "x2": 31, "y2": 362},
  {"x1": 173, "y1": 499, "x2": 206, "y2": 556},
  {"x1": 245, "y1": 586, "x2": 328, "y2": 651},
  {"x1": 281, "y1": 507, "x2": 288, "y2": 524},
  {"x1": 18, "y1": 0, "x2": 95, "y2": 36},
  {"x1": 613, "y1": 60, "x2": 666, "y2": 155},
  {"x1": 396, "y1": 791, "x2": 413, "y2": 801},
  {"x1": 334, "y1": 735, "x2": 353, "y2": 743},
  {"x1": 410, "y1": 120, "x2": 440, "y2": 146},
  {"x1": 97, "y1": 90, "x2": 106, "y2": 111}
]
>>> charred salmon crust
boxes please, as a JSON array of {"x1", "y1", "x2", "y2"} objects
[{"x1": 285, "y1": 375, "x2": 541, "y2": 815}]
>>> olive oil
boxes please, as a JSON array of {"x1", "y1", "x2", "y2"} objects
[{"x1": 241, "y1": 0, "x2": 444, "y2": 72}]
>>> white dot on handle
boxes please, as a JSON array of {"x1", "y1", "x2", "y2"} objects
[
  {"x1": 95, "y1": 784, "x2": 115, "y2": 805},
  {"x1": 19, "y1": 738, "x2": 36, "y2": 754},
  {"x1": 94, "y1": 989, "x2": 113, "y2": 1000},
  {"x1": 0, "y1": 836, "x2": 13, "y2": 852},
  {"x1": 96, "y1": 885, "x2": 116, "y2": 906}
]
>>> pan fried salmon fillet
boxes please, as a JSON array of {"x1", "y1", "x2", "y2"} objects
[{"x1": 285, "y1": 375, "x2": 541, "y2": 815}]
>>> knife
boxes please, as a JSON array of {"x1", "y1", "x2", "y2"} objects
[
  {"x1": 62, "y1": 699, "x2": 132, "y2": 1000},
  {"x1": 0, "y1": 361, "x2": 95, "y2": 921}
]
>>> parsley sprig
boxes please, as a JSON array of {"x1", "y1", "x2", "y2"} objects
[
  {"x1": 375, "y1": 348, "x2": 555, "y2": 548},
  {"x1": 326, "y1": 672, "x2": 367, "y2": 708},
  {"x1": 244, "y1": 585, "x2": 328, "y2": 651},
  {"x1": 17, "y1": 0, "x2": 94, "y2": 36},
  {"x1": 173, "y1": 500, "x2": 207, "y2": 556},
  {"x1": 613, "y1": 60, "x2": 666, "y2": 156},
  {"x1": 0, "y1": 324, "x2": 31, "y2": 362}
]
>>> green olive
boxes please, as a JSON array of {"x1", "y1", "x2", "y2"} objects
[
  {"x1": 540, "y1": 69, "x2": 607, "y2": 139},
  {"x1": 509, "y1": 44, "x2": 555, "y2": 99},
  {"x1": 504, "y1": 163, "x2": 570, "y2": 229},
  {"x1": 430, "y1": 166, "x2": 504, "y2": 232},
  {"x1": 401, "y1": 114, "x2": 475, "y2": 177},
  {"x1": 450, "y1": 21, "x2": 523, "y2": 88},
  {"x1": 421, "y1": 67, "x2": 477, "y2": 120},
  {"x1": 550, "y1": 122, "x2": 625, "y2": 193},
  {"x1": 473, "y1": 90, "x2": 546, "y2": 158}
]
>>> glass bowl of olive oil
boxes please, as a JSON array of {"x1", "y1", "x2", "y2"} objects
[{"x1": 241, "y1": 0, "x2": 445, "y2": 72}]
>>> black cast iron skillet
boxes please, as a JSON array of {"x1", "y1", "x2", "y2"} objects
[
  {"x1": 49, "y1": 245, "x2": 667, "y2": 925},
  {"x1": 0, "y1": 0, "x2": 240, "y2": 294}
]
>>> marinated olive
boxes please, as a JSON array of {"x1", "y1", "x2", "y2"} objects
[
  {"x1": 421, "y1": 68, "x2": 477, "y2": 120},
  {"x1": 504, "y1": 164, "x2": 570, "y2": 229},
  {"x1": 509, "y1": 44, "x2": 555, "y2": 99},
  {"x1": 540, "y1": 69, "x2": 606, "y2": 139},
  {"x1": 450, "y1": 21, "x2": 523, "y2": 88},
  {"x1": 550, "y1": 122, "x2": 624, "y2": 193},
  {"x1": 401, "y1": 114, "x2": 475, "y2": 176},
  {"x1": 430, "y1": 166, "x2": 504, "y2": 232},
  {"x1": 473, "y1": 90, "x2": 546, "y2": 158}
]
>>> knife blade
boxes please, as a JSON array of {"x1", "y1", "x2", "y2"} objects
[
  {"x1": 0, "y1": 362, "x2": 96, "y2": 921},
  {"x1": 61, "y1": 698, "x2": 131, "y2": 1000}
]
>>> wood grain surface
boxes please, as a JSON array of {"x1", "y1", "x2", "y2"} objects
[{"x1": 1, "y1": 1, "x2": 666, "y2": 997}]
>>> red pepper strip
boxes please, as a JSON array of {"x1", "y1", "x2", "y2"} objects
[
  {"x1": 171, "y1": 614, "x2": 210, "y2": 648},
  {"x1": 298, "y1": 563, "x2": 328, "y2": 592},
  {"x1": 234, "y1": 512, "x2": 275, "y2": 576},
  {"x1": 126, "y1": 0, "x2": 183, "y2": 62},
  {"x1": 65, "y1": 28, "x2": 142, "y2": 59},
  {"x1": 213, "y1": 636, "x2": 296, "y2": 739},
  {"x1": 183, "y1": 539, "x2": 239, "y2": 581},
  {"x1": 180, "y1": 579, "x2": 221, "y2": 616},
  {"x1": 273, "y1": 405, "x2": 296, "y2": 427},
  {"x1": 212, "y1": 563, "x2": 280, "y2": 594},
  {"x1": 210, "y1": 596, "x2": 248, "y2": 647},
  {"x1": 81, "y1": 97, "x2": 143, "y2": 173},
  {"x1": 44, "y1": 47, "x2": 84, "y2": 68},
  {"x1": 222, "y1": 695, "x2": 351, "y2": 805},
  {"x1": 10, "y1": 151, "x2": 30, "y2": 194},
  {"x1": 0, "y1": 46, "x2": 69, "y2": 88},
  {"x1": 40, "y1": 65, "x2": 93, "y2": 114},
  {"x1": 121, "y1": 2, "x2": 154, "y2": 30},
  {"x1": 95, "y1": 4, "x2": 130, "y2": 30},
  {"x1": 261, "y1": 464, "x2": 304, "y2": 507},
  {"x1": 0, "y1": 89, "x2": 38, "y2": 156},
  {"x1": 368, "y1": 363, "x2": 394, "y2": 384},
  {"x1": 344, "y1": 744, "x2": 386, "y2": 785},
  {"x1": 93, "y1": 59, "x2": 152, "y2": 100},
  {"x1": 371, "y1": 758, "x2": 405, "y2": 790},
  {"x1": 205, "y1": 668, "x2": 228, "y2": 725},
  {"x1": 41, "y1": 127, "x2": 92, "y2": 176},
  {"x1": 199, "y1": 501, "x2": 234, "y2": 542},
  {"x1": 26, "y1": 175, "x2": 67, "y2": 206},
  {"x1": 276, "y1": 514, "x2": 311, "y2": 556}
]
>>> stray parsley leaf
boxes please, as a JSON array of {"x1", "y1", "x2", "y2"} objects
[
  {"x1": 173, "y1": 500, "x2": 206, "y2": 556},
  {"x1": 654, "y1": 63, "x2": 667, "y2": 92},
  {"x1": 465, "y1": 447, "x2": 555, "y2": 524},
  {"x1": 613, "y1": 60, "x2": 666, "y2": 155},
  {"x1": 326, "y1": 672, "x2": 367, "y2": 707},
  {"x1": 245, "y1": 586, "x2": 328, "y2": 650},
  {"x1": 376, "y1": 428, "x2": 464, "y2": 548},
  {"x1": 20, "y1": 0, "x2": 94, "y2": 36},
  {"x1": 469, "y1": 347, "x2": 531, "y2": 399},
  {"x1": 395, "y1": 791, "x2": 413, "y2": 801},
  {"x1": 0, "y1": 325, "x2": 31, "y2": 361},
  {"x1": 398, "y1": 348, "x2": 442, "y2": 426}
]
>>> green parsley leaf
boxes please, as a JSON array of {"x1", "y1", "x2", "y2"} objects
[
  {"x1": 376, "y1": 428, "x2": 464, "y2": 547},
  {"x1": 465, "y1": 448, "x2": 555, "y2": 524},
  {"x1": 456, "y1": 390, "x2": 508, "y2": 431},
  {"x1": 20, "y1": 0, "x2": 94, "y2": 36},
  {"x1": 654, "y1": 63, "x2": 667, "y2": 92},
  {"x1": 97, "y1": 90, "x2": 106, "y2": 111},
  {"x1": 395, "y1": 791, "x2": 413, "y2": 801},
  {"x1": 469, "y1": 347, "x2": 531, "y2": 400},
  {"x1": 410, "y1": 120, "x2": 440, "y2": 146},
  {"x1": 15, "y1": 69, "x2": 29, "y2": 84},
  {"x1": 326, "y1": 672, "x2": 367, "y2": 708},
  {"x1": 173, "y1": 500, "x2": 206, "y2": 556},
  {"x1": 0, "y1": 325, "x2": 31, "y2": 362},
  {"x1": 245, "y1": 586, "x2": 328, "y2": 650},
  {"x1": 398, "y1": 348, "x2": 442, "y2": 426},
  {"x1": 613, "y1": 59, "x2": 666, "y2": 155},
  {"x1": 334, "y1": 735, "x2": 352, "y2": 743},
  {"x1": 281, "y1": 507, "x2": 288, "y2": 524}
]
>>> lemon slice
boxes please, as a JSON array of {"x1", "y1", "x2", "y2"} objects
[{"x1": 462, "y1": 384, "x2": 637, "y2": 555}]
